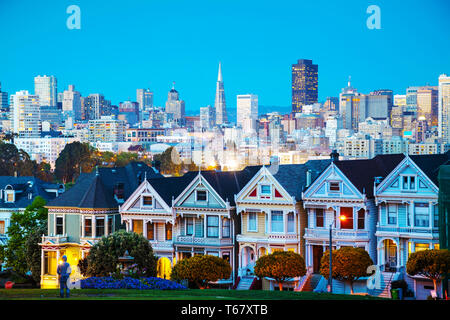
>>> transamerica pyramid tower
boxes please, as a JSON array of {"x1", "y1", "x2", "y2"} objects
[{"x1": 214, "y1": 62, "x2": 227, "y2": 125}]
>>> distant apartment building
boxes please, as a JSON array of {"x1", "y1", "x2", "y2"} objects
[
  {"x1": 200, "y1": 105, "x2": 215, "y2": 130},
  {"x1": 237, "y1": 94, "x2": 258, "y2": 135},
  {"x1": 438, "y1": 74, "x2": 450, "y2": 144},
  {"x1": 84, "y1": 94, "x2": 112, "y2": 120},
  {"x1": 10, "y1": 90, "x2": 41, "y2": 138},
  {"x1": 126, "y1": 128, "x2": 165, "y2": 143},
  {"x1": 292, "y1": 59, "x2": 318, "y2": 113},
  {"x1": 393, "y1": 94, "x2": 406, "y2": 107},
  {"x1": 88, "y1": 116, "x2": 125, "y2": 143},
  {"x1": 336, "y1": 134, "x2": 382, "y2": 159},
  {"x1": 382, "y1": 136, "x2": 408, "y2": 154},
  {"x1": 34, "y1": 75, "x2": 57, "y2": 107},
  {"x1": 324, "y1": 97, "x2": 339, "y2": 111},
  {"x1": 62, "y1": 85, "x2": 82, "y2": 121},
  {"x1": 408, "y1": 142, "x2": 441, "y2": 155},
  {"x1": 417, "y1": 86, "x2": 438, "y2": 127},
  {"x1": 118, "y1": 101, "x2": 140, "y2": 126},
  {"x1": 15, "y1": 135, "x2": 78, "y2": 169}
]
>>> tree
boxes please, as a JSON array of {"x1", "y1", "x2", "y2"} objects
[
  {"x1": 406, "y1": 249, "x2": 450, "y2": 299},
  {"x1": 153, "y1": 147, "x2": 182, "y2": 176},
  {"x1": 0, "y1": 142, "x2": 37, "y2": 177},
  {"x1": 320, "y1": 247, "x2": 373, "y2": 294},
  {"x1": 254, "y1": 251, "x2": 306, "y2": 291},
  {"x1": 35, "y1": 162, "x2": 54, "y2": 183},
  {"x1": 54, "y1": 141, "x2": 94, "y2": 183},
  {"x1": 170, "y1": 255, "x2": 231, "y2": 289},
  {"x1": 0, "y1": 196, "x2": 48, "y2": 277},
  {"x1": 25, "y1": 225, "x2": 47, "y2": 285},
  {"x1": 115, "y1": 152, "x2": 138, "y2": 167},
  {"x1": 83, "y1": 230, "x2": 157, "y2": 277}
]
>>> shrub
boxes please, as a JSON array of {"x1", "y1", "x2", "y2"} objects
[
  {"x1": 84, "y1": 230, "x2": 158, "y2": 277},
  {"x1": 254, "y1": 251, "x2": 306, "y2": 291},
  {"x1": 170, "y1": 255, "x2": 231, "y2": 289}
]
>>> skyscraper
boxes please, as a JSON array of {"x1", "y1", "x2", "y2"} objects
[
  {"x1": 237, "y1": 94, "x2": 258, "y2": 134},
  {"x1": 200, "y1": 105, "x2": 215, "y2": 130},
  {"x1": 438, "y1": 74, "x2": 450, "y2": 143},
  {"x1": 10, "y1": 90, "x2": 41, "y2": 138},
  {"x1": 136, "y1": 88, "x2": 153, "y2": 111},
  {"x1": 292, "y1": 59, "x2": 318, "y2": 113},
  {"x1": 84, "y1": 94, "x2": 112, "y2": 120},
  {"x1": 0, "y1": 82, "x2": 8, "y2": 117},
  {"x1": 62, "y1": 85, "x2": 82, "y2": 120},
  {"x1": 214, "y1": 62, "x2": 227, "y2": 125},
  {"x1": 165, "y1": 83, "x2": 185, "y2": 125},
  {"x1": 34, "y1": 75, "x2": 57, "y2": 107},
  {"x1": 416, "y1": 86, "x2": 438, "y2": 127}
]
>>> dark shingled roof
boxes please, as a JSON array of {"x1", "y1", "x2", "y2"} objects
[
  {"x1": 0, "y1": 176, "x2": 62, "y2": 209},
  {"x1": 46, "y1": 162, "x2": 163, "y2": 209},
  {"x1": 333, "y1": 151, "x2": 450, "y2": 197},
  {"x1": 149, "y1": 166, "x2": 262, "y2": 207}
]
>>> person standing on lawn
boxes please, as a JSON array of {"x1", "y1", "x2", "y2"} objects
[{"x1": 57, "y1": 255, "x2": 72, "y2": 298}]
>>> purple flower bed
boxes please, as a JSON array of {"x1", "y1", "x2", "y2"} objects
[{"x1": 80, "y1": 276, "x2": 187, "y2": 290}]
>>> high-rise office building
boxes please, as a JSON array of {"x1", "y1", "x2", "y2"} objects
[
  {"x1": 237, "y1": 94, "x2": 258, "y2": 134},
  {"x1": 200, "y1": 105, "x2": 215, "y2": 130},
  {"x1": 118, "y1": 101, "x2": 140, "y2": 126},
  {"x1": 165, "y1": 83, "x2": 185, "y2": 125},
  {"x1": 136, "y1": 88, "x2": 153, "y2": 111},
  {"x1": 0, "y1": 82, "x2": 8, "y2": 117},
  {"x1": 34, "y1": 75, "x2": 57, "y2": 107},
  {"x1": 406, "y1": 86, "x2": 419, "y2": 113},
  {"x1": 214, "y1": 62, "x2": 227, "y2": 125},
  {"x1": 292, "y1": 59, "x2": 318, "y2": 113},
  {"x1": 62, "y1": 85, "x2": 82, "y2": 120},
  {"x1": 10, "y1": 90, "x2": 41, "y2": 138},
  {"x1": 339, "y1": 78, "x2": 358, "y2": 130},
  {"x1": 84, "y1": 94, "x2": 112, "y2": 120},
  {"x1": 394, "y1": 94, "x2": 407, "y2": 107},
  {"x1": 438, "y1": 74, "x2": 450, "y2": 143},
  {"x1": 324, "y1": 97, "x2": 339, "y2": 111},
  {"x1": 417, "y1": 86, "x2": 438, "y2": 127}
]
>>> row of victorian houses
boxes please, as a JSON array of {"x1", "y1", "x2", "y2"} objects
[{"x1": 2, "y1": 151, "x2": 447, "y2": 298}]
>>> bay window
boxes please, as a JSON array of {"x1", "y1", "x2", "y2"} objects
[
  {"x1": 207, "y1": 216, "x2": 219, "y2": 238},
  {"x1": 271, "y1": 211, "x2": 283, "y2": 233},
  {"x1": 414, "y1": 203, "x2": 429, "y2": 227},
  {"x1": 248, "y1": 213, "x2": 257, "y2": 232}
]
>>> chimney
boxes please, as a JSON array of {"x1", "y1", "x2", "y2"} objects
[{"x1": 330, "y1": 150, "x2": 339, "y2": 162}]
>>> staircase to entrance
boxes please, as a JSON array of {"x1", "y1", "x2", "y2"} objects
[{"x1": 236, "y1": 276, "x2": 255, "y2": 290}]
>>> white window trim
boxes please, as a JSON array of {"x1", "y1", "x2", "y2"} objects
[
  {"x1": 195, "y1": 189, "x2": 208, "y2": 202},
  {"x1": 387, "y1": 203, "x2": 398, "y2": 226},
  {"x1": 287, "y1": 212, "x2": 295, "y2": 234},
  {"x1": 328, "y1": 181, "x2": 341, "y2": 193},
  {"x1": 401, "y1": 175, "x2": 417, "y2": 192},
  {"x1": 95, "y1": 216, "x2": 106, "y2": 238},
  {"x1": 55, "y1": 215, "x2": 64, "y2": 236},
  {"x1": 259, "y1": 184, "x2": 272, "y2": 199},
  {"x1": 247, "y1": 212, "x2": 258, "y2": 232},
  {"x1": 141, "y1": 193, "x2": 154, "y2": 209}
]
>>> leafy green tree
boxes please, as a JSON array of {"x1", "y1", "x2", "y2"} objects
[
  {"x1": 254, "y1": 251, "x2": 306, "y2": 291},
  {"x1": 406, "y1": 249, "x2": 450, "y2": 299},
  {"x1": 320, "y1": 247, "x2": 373, "y2": 294},
  {"x1": 153, "y1": 147, "x2": 182, "y2": 176},
  {"x1": 83, "y1": 230, "x2": 157, "y2": 277},
  {"x1": 0, "y1": 196, "x2": 48, "y2": 277},
  {"x1": 171, "y1": 255, "x2": 231, "y2": 289},
  {"x1": 115, "y1": 152, "x2": 138, "y2": 167},
  {"x1": 25, "y1": 225, "x2": 47, "y2": 285},
  {"x1": 54, "y1": 141, "x2": 94, "y2": 183},
  {"x1": 0, "y1": 142, "x2": 37, "y2": 176}
]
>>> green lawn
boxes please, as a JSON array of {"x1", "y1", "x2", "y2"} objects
[{"x1": 0, "y1": 288, "x2": 385, "y2": 300}]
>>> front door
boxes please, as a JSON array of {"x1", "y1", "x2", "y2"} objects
[
  {"x1": 313, "y1": 245, "x2": 323, "y2": 274},
  {"x1": 384, "y1": 239, "x2": 397, "y2": 271}
]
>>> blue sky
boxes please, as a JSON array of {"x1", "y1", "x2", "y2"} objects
[{"x1": 0, "y1": 0, "x2": 449, "y2": 116}]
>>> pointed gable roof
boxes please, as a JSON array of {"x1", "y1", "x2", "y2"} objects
[
  {"x1": 46, "y1": 161, "x2": 163, "y2": 209},
  {"x1": 333, "y1": 154, "x2": 404, "y2": 198},
  {"x1": 409, "y1": 152, "x2": 450, "y2": 186}
]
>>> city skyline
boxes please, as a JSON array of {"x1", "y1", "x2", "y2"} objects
[{"x1": 1, "y1": 0, "x2": 449, "y2": 111}]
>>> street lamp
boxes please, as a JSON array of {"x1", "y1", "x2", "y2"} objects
[{"x1": 328, "y1": 214, "x2": 347, "y2": 294}]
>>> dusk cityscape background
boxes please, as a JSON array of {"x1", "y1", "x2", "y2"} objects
[{"x1": 0, "y1": 0, "x2": 449, "y2": 303}]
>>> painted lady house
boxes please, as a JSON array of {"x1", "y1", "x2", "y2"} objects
[
  {"x1": 301, "y1": 153, "x2": 404, "y2": 294},
  {"x1": 172, "y1": 168, "x2": 258, "y2": 287},
  {"x1": 234, "y1": 160, "x2": 330, "y2": 290},
  {"x1": 374, "y1": 152, "x2": 450, "y2": 299},
  {"x1": 40, "y1": 162, "x2": 162, "y2": 288},
  {"x1": 0, "y1": 176, "x2": 64, "y2": 267},
  {"x1": 119, "y1": 173, "x2": 193, "y2": 279}
]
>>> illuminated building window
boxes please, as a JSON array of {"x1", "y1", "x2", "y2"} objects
[
  {"x1": 84, "y1": 217, "x2": 92, "y2": 237},
  {"x1": 96, "y1": 217, "x2": 105, "y2": 237},
  {"x1": 165, "y1": 223, "x2": 172, "y2": 241},
  {"x1": 147, "y1": 222, "x2": 154, "y2": 240},
  {"x1": 55, "y1": 216, "x2": 64, "y2": 235}
]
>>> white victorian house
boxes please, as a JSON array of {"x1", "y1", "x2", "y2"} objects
[{"x1": 375, "y1": 152, "x2": 449, "y2": 299}]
